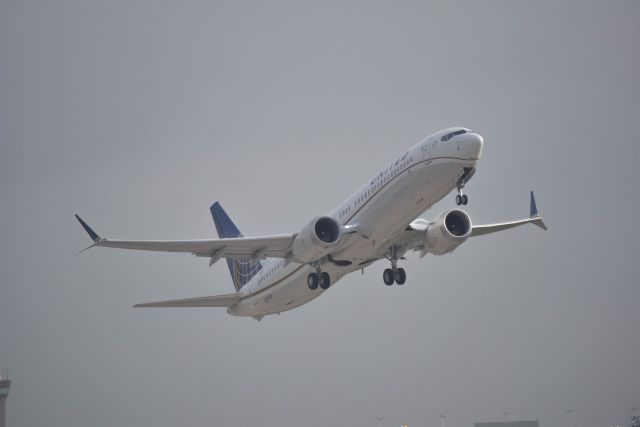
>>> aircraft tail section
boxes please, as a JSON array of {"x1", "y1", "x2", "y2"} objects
[{"x1": 210, "y1": 202, "x2": 263, "y2": 291}]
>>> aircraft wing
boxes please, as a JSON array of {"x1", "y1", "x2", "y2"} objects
[
  {"x1": 134, "y1": 293, "x2": 241, "y2": 308},
  {"x1": 75, "y1": 215, "x2": 295, "y2": 265},
  {"x1": 394, "y1": 191, "x2": 546, "y2": 257},
  {"x1": 470, "y1": 217, "x2": 546, "y2": 236},
  {"x1": 470, "y1": 191, "x2": 547, "y2": 236}
]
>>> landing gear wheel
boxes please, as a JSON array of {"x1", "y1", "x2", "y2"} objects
[
  {"x1": 383, "y1": 268, "x2": 395, "y2": 286},
  {"x1": 455, "y1": 194, "x2": 462, "y2": 205},
  {"x1": 307, "y1": 273, "x2": 319, "y2": 290},
  {"x1": 319, "y1": 272, "x2": 331, "y2": 290},
  {"x1": 395, "y1": 268, "x2": 406, "y2": 285},
  {"x1": 461, "y1": 194, "x2": 468, "y2": 205}
]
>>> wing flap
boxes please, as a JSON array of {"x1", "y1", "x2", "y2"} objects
[{"x1": 134, "y1": 293, "x2": 241, "y2": 308}]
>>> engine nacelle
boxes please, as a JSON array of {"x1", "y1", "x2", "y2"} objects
[
  {"x1": 423, "y1": 209, "x2": 472, "y2": 255},
  {"x1": 292, "y1": 216, "x2": 342, "y2": 263}
]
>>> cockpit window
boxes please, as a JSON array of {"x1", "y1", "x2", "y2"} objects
[{"x1": 441, "y1": 129, "x2": 468, "y2": 141}]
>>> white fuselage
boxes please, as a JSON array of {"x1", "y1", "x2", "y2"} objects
[{"x1": 228, "y1": 128, "x2": 483, "y2": 317}]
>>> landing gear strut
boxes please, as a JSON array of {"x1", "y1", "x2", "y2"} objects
[
  {"x1": 455, "y1": 167, "x2": 475, "y2": 205},
  {"x1": 455, "y1": 170, "x2": 471, "y2": 206},
  {"x1": 383, "y1": 246, "x2": 407, "y2": 286}
]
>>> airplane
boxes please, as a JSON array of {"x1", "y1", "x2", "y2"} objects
[{"x1": 76, "y1": 127, "x2": 546, "y2": 320}]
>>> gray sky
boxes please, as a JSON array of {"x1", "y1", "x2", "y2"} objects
[{"x1": 1, "y1": 1, "x2": 639, "y2": 427}]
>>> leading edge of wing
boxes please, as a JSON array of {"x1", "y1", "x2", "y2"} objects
[
  {"x1": 470, "y1": 191, "x2": 547, "y2": 237},
  {"x1": 134, "y1": 293, "x2": 241, "y2": 308},
  {"x1": 74, "y1": 214, "x2": 295, "y2": 258},
  {"x1": 94, "y1": 235, "x2": 295, "y2": 256}
]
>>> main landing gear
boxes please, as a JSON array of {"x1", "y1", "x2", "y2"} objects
[
  {"x1": 307, "y1": 263, "x2": 331, "y2": 290},
  {"x1": 383, "y1": 245, "x2": 407, "y2": 286},
  {"x1": 383, "y1": 267, "x2": 406, "y2": 286}
]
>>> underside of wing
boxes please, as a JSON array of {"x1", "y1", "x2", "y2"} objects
[
  {"x1": 96, "y1": 234, "x2": 295, "y2": 258},
  {"x1": 134, "y1": 293, "x2": 241, "y2": 308},
  {"x1": 75, "y1": 214, "x2": 296, "y2": 265},
  {"x1": 471, "y1": 217, "x2": 546, "y2": 236},
  {"x1": 394, "y1": 191, "x2": 547, "y2": 258},
  {"x1": 470, "y1": 191, "x2": 547, "y2": 236}
]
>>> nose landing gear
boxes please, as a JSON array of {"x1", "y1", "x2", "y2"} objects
[
  {"x1": 455, "y1": 182, "x2": 468, "y2": 205},
  {"x1": 455, "y1": 192, "x2": 468, "y2": 206},
  {"x1": 455, "y1": 167, "x2": 475, "y2": 205}
]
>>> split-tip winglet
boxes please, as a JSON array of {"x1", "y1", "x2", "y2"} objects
[
  {"x1": 75, "y1": 214, "x2": 101, "y2": 242},
  {"x1": 529, "y1": 191, "x2": 548, "y2": 231}
]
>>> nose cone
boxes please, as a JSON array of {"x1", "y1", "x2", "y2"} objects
[{"x1": 459, "y1": 133, "x2": 483, "y2": 159}]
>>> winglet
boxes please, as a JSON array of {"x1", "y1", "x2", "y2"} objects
[
  {"x1": 529, "y1": 191, "x2": 548, "y2": 230},
  {"x1": 75, "y1": 214, "x2": 101, "y2": 242},
  {"x1": 529, "y1": 191, "x2": 538, "y2": 217}
]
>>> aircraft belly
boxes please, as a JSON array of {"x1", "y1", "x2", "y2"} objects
[
  {"x1": 228, "y1": 158, "x2": 474, "y2": 318},
  {"x1": 335, "y1": 160, "x2": 463, "y2": 263},
  {"x1": 229, "y1": 264, "x2": 344, "y2": 317}
]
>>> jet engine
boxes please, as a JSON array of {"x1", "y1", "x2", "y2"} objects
[
  {"x1": 423, "y1": 209, "x2": 472, "y2": 255},
  {"x1": 292, "y1": 216, "x2": 342, "y2": 263}
]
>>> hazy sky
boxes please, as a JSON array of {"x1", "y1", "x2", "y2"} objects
[{"x1": 1, "y1": 1, "x2": 639, "y2": 427}]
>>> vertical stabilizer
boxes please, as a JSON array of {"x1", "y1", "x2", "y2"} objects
[{"x1": 210, "y1": 202, "x2": 263, "y2": 291}]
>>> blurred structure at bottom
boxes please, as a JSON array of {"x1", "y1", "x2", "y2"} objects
[
  {"x1": 0, "y1": 374, "x2": 10, "y2": 427},
  {"x1": 476, "y1": 421, "x2": 539, "y2": 427}
]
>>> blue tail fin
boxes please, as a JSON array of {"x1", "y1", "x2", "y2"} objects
[{"x1": 210, "y1": 202, "x2": 263, "y2": 291}]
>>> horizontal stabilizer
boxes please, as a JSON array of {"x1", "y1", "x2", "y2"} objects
[{"x1": 134, "y1": 293, "x2": 240, "y2": 308}]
